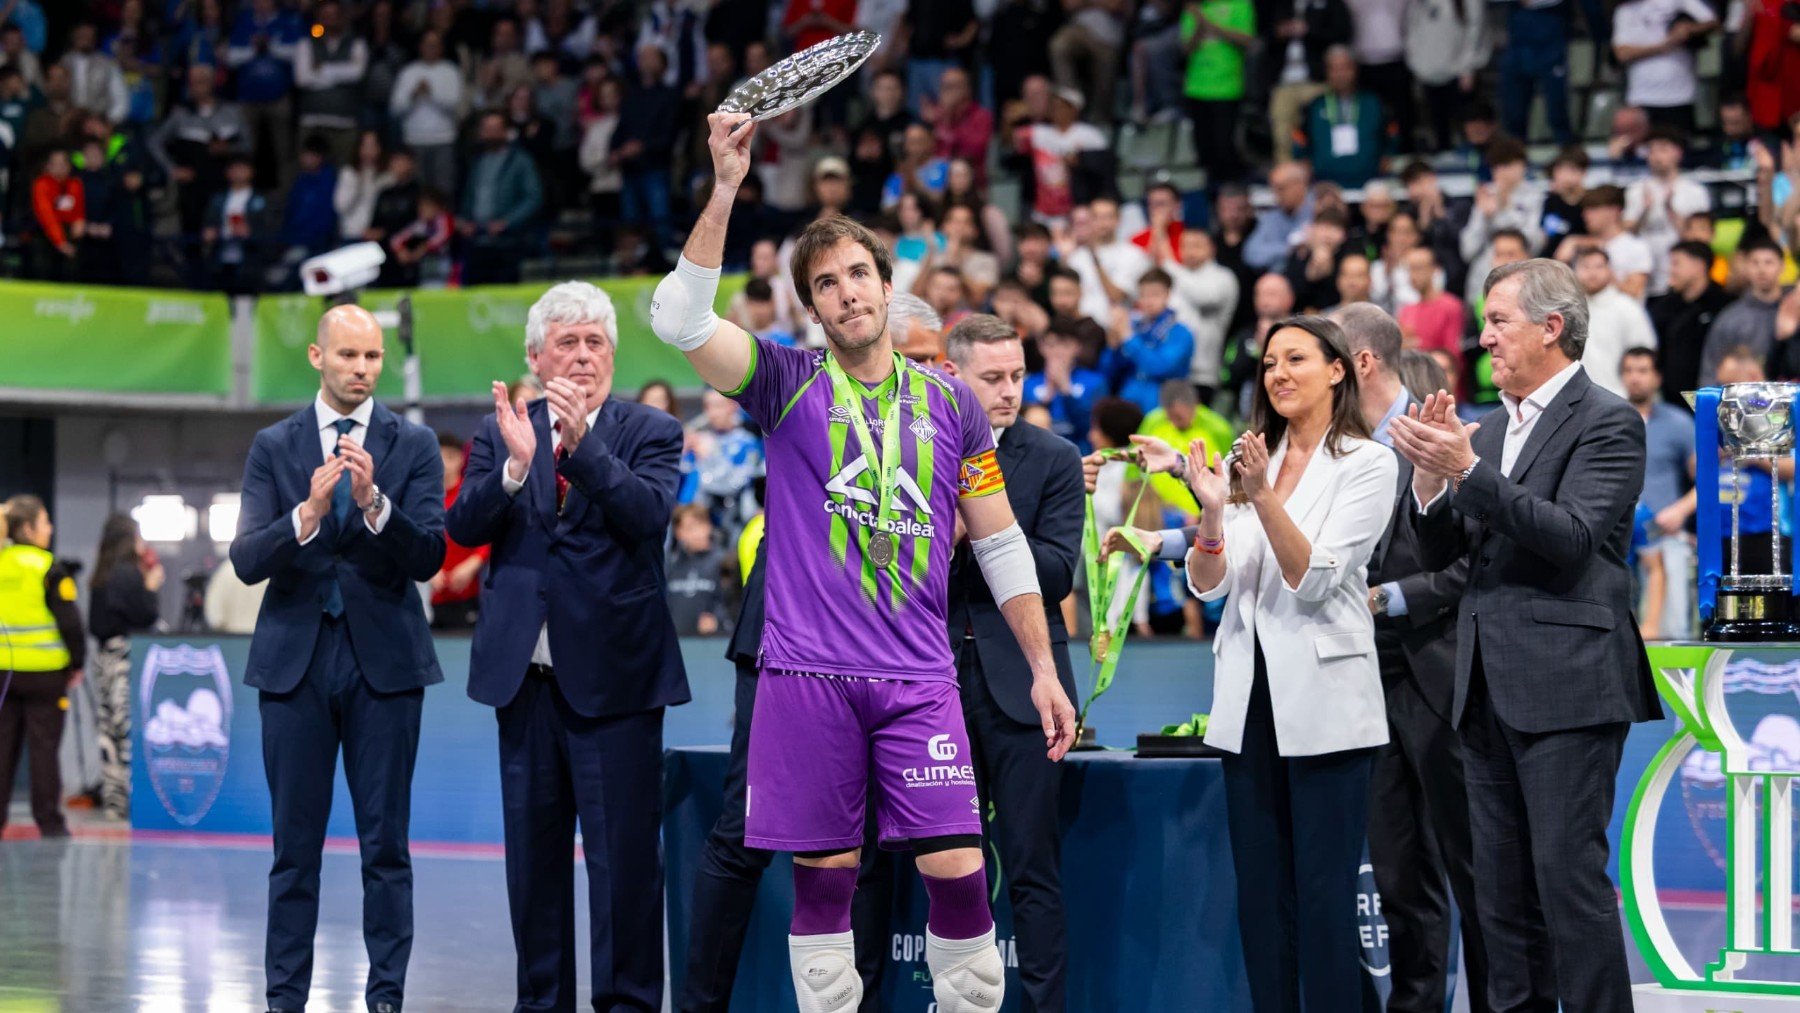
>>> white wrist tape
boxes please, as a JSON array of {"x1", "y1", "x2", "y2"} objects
[
  {"x1": 649, "y1": 256, "x2": 722, "y2": 351},
  {"x1": 971, "y1": 522, "x2": 1039, "y2": 607}
]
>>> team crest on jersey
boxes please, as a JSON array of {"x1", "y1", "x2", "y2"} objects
[{"x1": 909, "y1": 416, "x2": 937, "y2": 444}]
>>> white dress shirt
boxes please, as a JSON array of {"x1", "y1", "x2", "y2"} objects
[
  {"x1": 1498, "y1": 360, "x2": 1583, "y2": 477},
  {"x1": 293, "y1": 393, "x2": 391, "y2": 543},
  {"x1": 1581, "y1": 287, "x2": 1658, "y2": 397},
  {"x1": 503, "y1": 403, "x2": 602, "y2": 667}
]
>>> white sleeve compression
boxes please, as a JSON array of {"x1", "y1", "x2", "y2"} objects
[
  {"x1": 971, "y1": 522, "x2": 1040, "y2": 607},
  {"x1": 649, "y1": 256, "x2": 722, "y2": 351}
]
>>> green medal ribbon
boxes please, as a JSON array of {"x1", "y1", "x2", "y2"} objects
[
  {"x1": 824, "y1": 351, "x2": 908, "y2": 572},
  {"x1": 1078, "y1": 448, "x2": 1152, "y2": 734}
]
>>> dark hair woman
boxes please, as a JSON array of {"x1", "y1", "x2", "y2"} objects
[
  {"x1": 87, "y1": 513, "x2": 163, "y2": 820},
  {"x1": 1181, "y1": 315, "x2": 1397, "y2": 1009}
]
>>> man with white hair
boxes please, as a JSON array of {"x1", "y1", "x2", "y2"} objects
[
  {"x1": 888, "y1": 290, "x2": 945, "y2": 362},
  {"x1": 447, "y1": 281, "x2": 690, "y2": 1012}
]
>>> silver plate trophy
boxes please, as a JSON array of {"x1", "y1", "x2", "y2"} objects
[{"x1": 716, "y1": 30, "x2": 880, "y2": 123}]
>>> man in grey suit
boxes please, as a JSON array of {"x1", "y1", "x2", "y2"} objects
[
  {"x1": 1337, "y1": 304, "x2": 1489, "y2": 1013},
  {"x1": 1389, "y1": 259, "x2": 1660, "y2": 1013}
]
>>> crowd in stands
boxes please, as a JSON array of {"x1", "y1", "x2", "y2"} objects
[{"x1": 6, "y1": 0, "x2": 1800, "y2": 639}]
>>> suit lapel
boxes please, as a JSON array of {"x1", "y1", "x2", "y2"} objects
[
  {"x1": 364, "y1": 402, "x2": 399, "y2": 482},
  {"x1": 292, "y1": 402, "x2": 325, "y2": 473},
  {"x1": 1374, "y1": 450, "x2": 1412, "y2": 570},
  {"x1": 1275, "y1": 434, "x2": 1332, "y2": 529},
  {"x1": 1506, "y1": 370, "x2": 1588, "y2": 481}
]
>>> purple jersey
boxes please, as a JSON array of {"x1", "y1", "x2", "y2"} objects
[{"x1": 728, "y1": 339, "x2": 1003, "y2": 683}]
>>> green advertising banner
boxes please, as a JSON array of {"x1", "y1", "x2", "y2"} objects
[
  {"x1": 0, "y1": 281, "x2": 232, "y2": 398},
  {"x1": 251, "y1": 275, "x2": 746, "y2": 405}
]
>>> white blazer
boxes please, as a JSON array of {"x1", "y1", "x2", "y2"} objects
[{"x1": 1189, "y1": 434, "x2": 1397, "y2": 757}]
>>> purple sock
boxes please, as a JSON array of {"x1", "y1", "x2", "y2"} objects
[
  {"x1": 791, "y1": 864, "x2": 857, "y2": 936},
  {"x1": 922, "y1": 868, "x2": 994, "y2": 940}
]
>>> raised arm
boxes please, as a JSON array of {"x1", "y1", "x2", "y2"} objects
[{"x1": 650, "y1": 112, "x2": 759, "y2": 393}]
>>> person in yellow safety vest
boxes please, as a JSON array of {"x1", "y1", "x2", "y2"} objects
[{"x1": 0, "y1": 493, "x2": 87, "y2": 839}]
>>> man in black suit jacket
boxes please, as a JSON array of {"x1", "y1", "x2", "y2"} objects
[
  {"x1": 229, "y1": 305, "x2": 446, "y2": 1013},
  {"x1": 446, "y1": 282, "x2": 688, "y2": 1012},
  {"x1": 853, "y1": 315, "x2": 1084, "y2": 1010},
  {"x1": 1391, "y1": 260, "x2": 1659, "y2": 1013},
  {"x1": 1337, "y1": 304, "x2": 1489, "y2": 1013},
  {"x1": 676, "y1": 547, "x2": 770, "y2": 1012}
]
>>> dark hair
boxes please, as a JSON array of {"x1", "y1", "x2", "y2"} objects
[
  {"x1": 436, "y1": 430, "x2": 464, "y2": 450},
  {"x1": 1721, "y1": 92, "x2": 1748, "y2": 109},
  {"x1": 1146, "y1": 181, "x2": 1180, "y2": 203},
  {"x1": 1581, "y1": 185, "x2": 1627, "y2": 210},
  {"x1": 1395, "y1": 349, "x2": 1449, "y2": 401},
  {"x1": 1399, "y1": 161, "x2": 1436, "y2": 185},
  {"x1": 1620, "y1": 346, "x2": 1659, "y2": 371},
  {"x1": 1047, "y1": 265, "x2": 1082, "y2": 287},
  {"x1": 672, "y1": 503, "x2": 712, "y2": 528},
  {"x1": 1740, "y1": 234, "x2": 1785, "y2": 259},
  {"x1": 1671, "y1": 239, "x2": 1715, "y2": 266},
  {"x1": 945, "y1": 313, "x2": 1021, "y2": 366},
  {"x1": 744, "y1": 277, "x2": 774, "y2": 301},
  {"x1": 1574, "y1": 246, "x2": 1611, "y2": 265},
  {"x1": 1487, "y1": 136, "x2": 1528, "y2": 167},
  {"x1": 1090, "y1": 397, "x2": 1145, "y2": 450},
  {"x1": 418, "y1": 185, "x2": 448, "y2": 207},
  {"x1": 1647, "y1": 125, "x2": 1688, "y2": 149},
  {"x1": 1492, "y1": 228, "x2": 1531, "y2": 251},
  {"x1": 1549, "y1": 145, "x2": 1591, "y2": 174},
  {"x1": 301, "y1": 133, "x2": 331, "y2": 157},
  {"x1": 1138, "y1": 267, "x2": 1173, "y2": 291},
  {"x1": 637, "y1": 379, "x2": 677, "y2": 411},
  {"x1": 1459, "y1": 97, "x2": 1498, "y2": 124},
  {"x1": 1313, "y1": 207, "x2": 1349, "y2": 230},
  {"x1": 1017, "y1": 222, "x2": 1052, "y2": 244},
  {"x1": 90, "y1": 514, "x2": 140, "y2": 592},
  {"x1": 874, "y1": 67, "x2": 904, "y2": 87},
  {"x1": 3, "y1": 494, "x2": 46, "y2": 541},
  {"x1": 1232, "y1": 316, "x2": 1372, "y2": 504},
  {"x1": 788, "y1": 216, "x2": 895, "y2": 311}
]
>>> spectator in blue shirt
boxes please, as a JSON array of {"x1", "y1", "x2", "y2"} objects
[
  {"x1": 226, "y1": 0, "x2": 302, "y2": 186},
  {"x1": 275, "y1": 134, "x2": 340, "y2": 277},
  {"x1": 1243, "y1": 161, "x2": 1314, "y2": 271},
  {"x1": 1103, "y1": 268, "x2": 1196, "y2": 414},
  {"x1": 1024, "y1": 320, "x2": 1107, "y2": 452},
  {"x1": 1, "y1": 0, "x2": 46, "y2": 54},
  {"x1": 458, "y1": 110, "x2": 543, "y2": 286}
]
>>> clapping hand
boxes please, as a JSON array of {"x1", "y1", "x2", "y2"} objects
[
  {"x1": 1184, "y1": 439, "x2": 1231, "y2": 513},
  {"x1": 493, "y1": 380, "x2": 537, "y2": 483},
  {"x1": 1231, "y1": 432, "x2": 1271, "y2": 501},
  {"x1": 337, "y1": 437, "x2": 378, "y2": 510},
  {"x1": 1389, "y1": 390, "x2": 1482, "y2": 501},
  {"x1": 543, "y1": 378, "x2": 589, "y2": 453}
]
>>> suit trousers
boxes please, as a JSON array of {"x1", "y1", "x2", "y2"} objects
[
  {"x1": 1220, "y1": 640, "x2": 1375, "y2": 1013},
  {"x1": 0, "y1": 669, "x2": 71, "y2": 835},
  {"x1": 498, "y1": 668, "x2": 665, "y2": 1013},
  {"x1": 676, "y1": 660, "x2": 773, "y2": 1012},
  {"x1": 1460, "y1": 647, "x2": 1632, "y2": 1013},
  {"x1": 260, "y1": 617, "x2": 423, "y2": 1012},
  {"x1": 956, "y1": 638, "x2": 1068, "y2": 1012},
  {"x1": 1366, "y1": 673, "x2": 1491, "y2": 1013}
]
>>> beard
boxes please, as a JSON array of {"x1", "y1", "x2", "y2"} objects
[{"x1": 821, "y1": 304, "x2": 889, "y2": 355}]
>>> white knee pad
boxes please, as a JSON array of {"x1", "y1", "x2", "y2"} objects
[
  {"x1": 789, "y1": 931, "x2": 862, "y2": 1013},
  {"x1": 926, "y1": 928, "x2": 1004, "y2": 1012}
]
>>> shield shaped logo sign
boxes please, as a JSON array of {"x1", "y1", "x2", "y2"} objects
[{"x1": 139, "y1": 644, "x2": 233, "y2": 827}]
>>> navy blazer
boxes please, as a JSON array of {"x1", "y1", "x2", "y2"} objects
[
  {"x1": 447, "y1": 396, "x2": 690, "y2": 719},
  {"x1": 946, "y1": 420, "x2": 1084, "y2": 726},
  {"x1": 230, "y1": 400, "x2": 447, "y2": 694}
]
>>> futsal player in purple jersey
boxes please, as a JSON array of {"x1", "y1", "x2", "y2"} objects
[{"x1": 650, "y1": 112, "x2": 1078, "y2": 1013}]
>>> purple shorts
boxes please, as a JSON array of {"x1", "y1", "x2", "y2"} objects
[{"x1": 744, "y1": 670, "x2": 982, "y2": 853}]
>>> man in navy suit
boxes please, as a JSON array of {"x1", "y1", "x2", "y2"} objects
[
  {"x1": 447, "y1": 281, "x2": 689, "y2": 1012},
  {"x1": 230, "y1": 304, "x2": 447, "y2": 1013}
]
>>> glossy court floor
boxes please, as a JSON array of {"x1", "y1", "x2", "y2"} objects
[{"x1": 0, "y1": 804, "x2": 1737, "y2": 1012}]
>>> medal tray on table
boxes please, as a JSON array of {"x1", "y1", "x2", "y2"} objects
[{"x1": 1135, "y1": 735, "x2": 1227, "y2": 758}]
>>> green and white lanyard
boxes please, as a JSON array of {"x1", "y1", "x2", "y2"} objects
[
  {"x1": 824, "y1": 351, "x2": 907, "y2": 569},
  {"x1": 1078, "y1": 448, "x2": 1152, "y2": 734}
]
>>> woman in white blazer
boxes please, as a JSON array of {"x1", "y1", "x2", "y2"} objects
[{"x1": 1181, "y1": 315, "x2": 1397, "y2": 1012}]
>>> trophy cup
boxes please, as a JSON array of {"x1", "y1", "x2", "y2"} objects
[{"x1": 1695, "y1": 383, "x2": 1800, "y2": 641}]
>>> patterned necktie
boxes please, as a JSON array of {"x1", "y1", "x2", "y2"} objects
[
  {"x1": 552, "y1": 420, "x2": 570, "y2": 511},
  {"x1": 323, "y1": 416, "x2": 357, "y2": 617}
]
